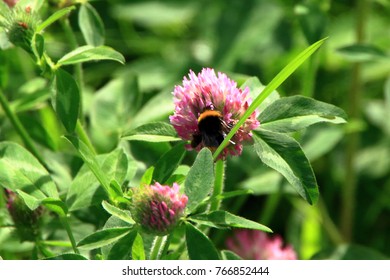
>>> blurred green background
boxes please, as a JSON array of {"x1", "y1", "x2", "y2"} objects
[{"x1": 1, "y1": 0, "x2": 389, "y2": 259}]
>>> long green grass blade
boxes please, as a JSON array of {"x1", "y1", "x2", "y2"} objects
[{"x1": 213, "y1": 37, "x2": 328, "y2": 160}]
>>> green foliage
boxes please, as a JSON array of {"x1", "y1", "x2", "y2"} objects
[
  {"x1": 44, "y1": 253, "x2": 88, "y2": 260},
  {"x1": 0, "y1": 142, "x2": 59, "y2": 205},
  {"x1": 337, "y1": 44, "x2": 388, "y2": 62},
  {"x1": 253, "y1": 129, "x2": 319, "y2": 204},
  {"x1": 78, "y1": 3, "x2": 105, "y2": 46},
  {"x1": 185, "y1": 223, "x2": 220, "y2": 260},
  {"x1": 122, "y1": 122, "x2": 181, "y2": 143},
  {"x1": 56, "y1": 45, "x2": 125, "y2": 66},
  {"x1": 190, "y1": 210, "x2": 271, "y2": 232},
  {"x1": 36, "y1": 6, "x2": 76, "y2": 33},
  {"x1": 106, "y1": 230, "x2": 138, "y2": 260},
  {"x1": 101, "y1": 201, "x2": 134, "y2": 225},
  {"x1": 52, "y1": 69, "x2": 80, "y2": 133},
  {"x1": 152, "y1": 142, "x2": 186, "y2": 184},
  {"x1": 77, "y1": 227, "x2": 133, "y2": 250},
  {"x1": 184, "y1": 148, "x2": 214, "y2": 212},
  {"x1": 259, "y1": 96, "x2": 347, "y2": 133}
]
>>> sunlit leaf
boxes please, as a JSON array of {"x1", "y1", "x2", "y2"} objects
[
  {"x1": 102, "y1": 201, "x2": 135, "y2": 225},
  {"x1": 0, "y1": 142, "x2": 58, "y2": 208},
  {"x1": 57, "y1": 46, "x2": 125, "y2": 66},
  {"x1": 77, "y1": 227, "x2": 133, "y2": 250},
  {"x1": 36, "y1": 6, "x2": 76, "y2": 33},
  {"x1": 259, "y1": 96, "x2": 347, "y2": 133},
  {"x1": 78, "y1": 3, "x2": 105, "y2": 46},
  {"x1": 64, "y1": 135, "x2": 115, "y2": 201},
  {"x1": 66, "y1": 148, "x2": 127, "y2": 211},
  {"x1": 122, "y1": 122, "x2": 181, "y2": 142},
  {"x1": 191, "y1": 210, "x2": 272, "y2": 232},
  {"x1": 41, "y1": 198, "x2": 68, "y2": 217},
  {"x1": 253, "y1": 129, "x2": 318, "y2": 204}
]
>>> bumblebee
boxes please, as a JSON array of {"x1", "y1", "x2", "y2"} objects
[{"x1": 191, "y1": 109, "x2": 235, "y2": 149}]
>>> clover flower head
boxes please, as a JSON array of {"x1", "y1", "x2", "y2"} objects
[
  {"x1": 131, "y1": 182, "x2": 188, "y2": 236},
  {"x1": 226, "y1": 229, "x2": 297, "y2": 260},
  {"x1": 170, "y1": 68, "x2": 259, "y2": 159},
  {"x1": 5, "y1": 189, "x2": 44, "y2": 241}
]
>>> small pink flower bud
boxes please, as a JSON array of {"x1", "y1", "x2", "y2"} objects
[
  {"x1": 5, "y1": 189, "x2": 44, "y2": 242},
  {"x1": 131, "y1": 183, "x2": 188, "y2": 236}
]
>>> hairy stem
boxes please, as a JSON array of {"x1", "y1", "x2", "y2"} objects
[
  {"x1": 149, "y1": 235, "x2": 167, "y2": 260},
  {"x1": 210, "y1": 160, "x2": 225, "y2": 211}
]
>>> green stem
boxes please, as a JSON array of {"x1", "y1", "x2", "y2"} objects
[
  {"x1": 160, "y1": 233, "x2": 172, "y2": 257},
  {"x1": 0, "y1": 89, "x2": 50, "y2": 171},
  {"x1": 60, "y1": 215, "x2": 80, "y2": 254},
  {"x1": 40, "y1": 240, "x2": 72, "y2": 248},
  {"x1": 318, "y1": 198, "x2": 344, "y2": 245},
  {"x1": 149, "y1": 235, "x2": 167, "y2": 260},
  {"x1": 76, "y1": 120, "x2": 97, "y2": 155},
  {"x1": 60, "y1": 18, "x2": 96, "y2": 155},
  {"x1": 259, "y1": 189, "x2": 282, "y2": 225},
  {"x1": 210, "y1": 160, "x2": 225, "y2": 211},
  {"x1": 341, "y1": 0, "x2": 367, "y2": 242},
  {"x1": 36, "y1": 241, "x2": 54, "y2": 258},
  {"x1": 302, "y1": 53, "x2": 318, "y2": 98}
]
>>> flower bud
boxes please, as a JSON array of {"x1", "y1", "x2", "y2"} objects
[
  {"x1": 1, "y1": 5, "x2": 40, "y2": 54},
  {"x1": 130, "y1": 183, "x2": 188, "y2": 236},
  {"x1": 5, "y1": 189, "x2": 43, "y2": 242},
  {"x1": 3, "y1": 0, "x2": 19, "y2": 8}
]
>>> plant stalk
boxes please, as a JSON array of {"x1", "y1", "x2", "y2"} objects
[
  {"x1": 76, "y1": 120, "x2": 97, "y2": 155},
  {"x1": 210, "y1": 160, "x2": 225, "y2": 211},
  {"x1": 302, "y1": 53, "x2": 319, "y2": 98},
  {"x1": 341, "y1": 0, "x2": 367, "y2": 242},
  {"x1": 60, "y1": 215, "x2": 80, "y2": 254},
  {"x1": 260, "y1": 189, "x2": 282, "y2": 225},
  {"x1": 149, "y1": 235, "x2": 167, "y2": 260},
  {"x1": 318, "y1": 198, "x2": 344, "y2": 245}
]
